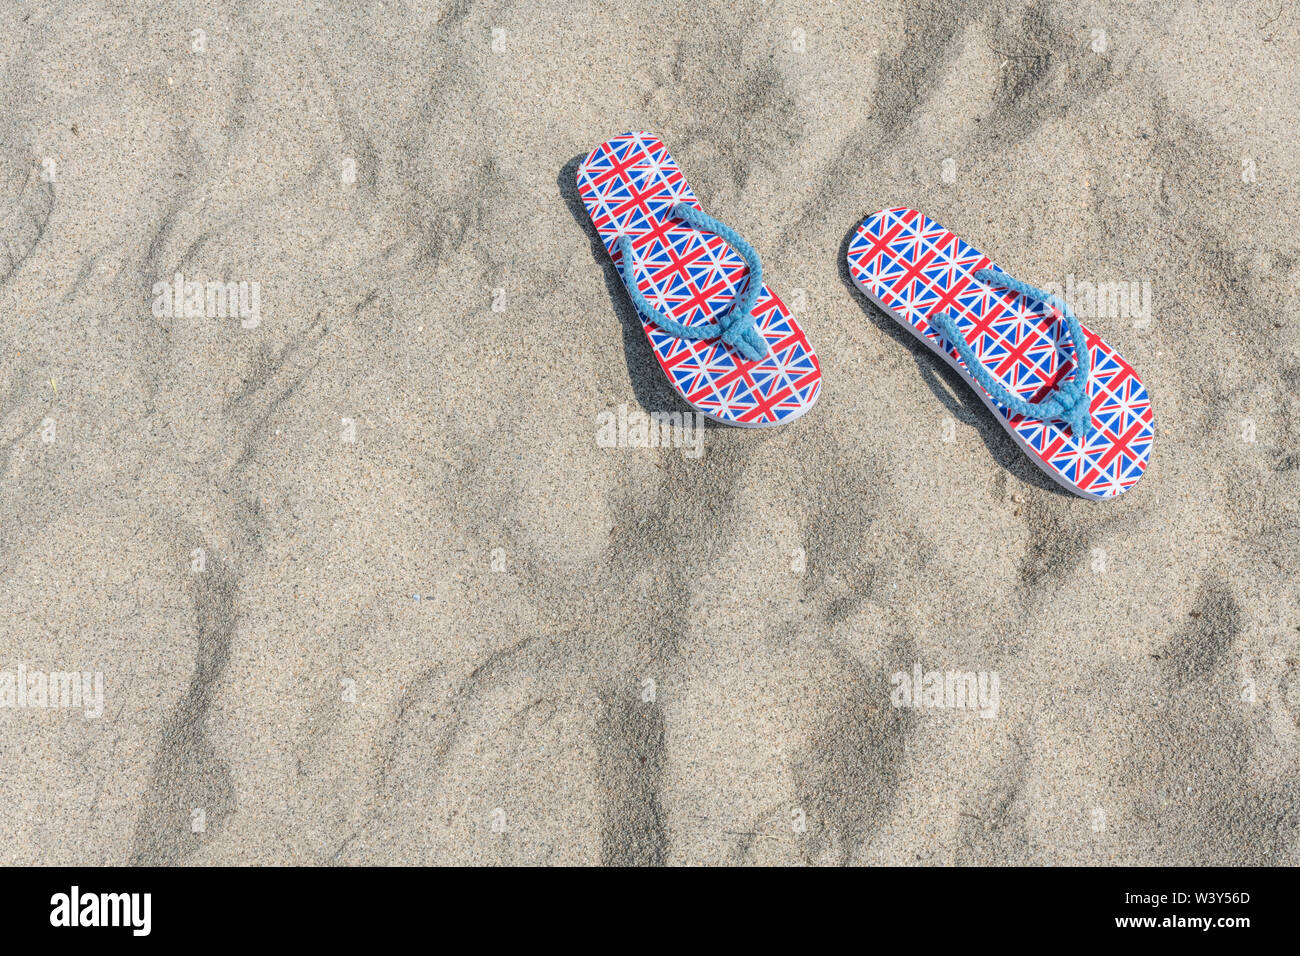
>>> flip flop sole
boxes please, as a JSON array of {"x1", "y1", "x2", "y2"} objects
[
  {"x1": 577, "y1": 132, "x2": 821, "y2": 428},
  {"x1": 848, "y1": 208, "x2": 1154, "y2": 499}
]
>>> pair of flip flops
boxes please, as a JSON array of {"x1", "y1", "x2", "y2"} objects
[{"x1": 577, "y1": 131, "x2": 1154, "y2": 500}]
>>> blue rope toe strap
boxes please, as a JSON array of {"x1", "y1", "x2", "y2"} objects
[
  {"x1": 927, "y1": 268, "x2": 1096, "y2": 442},
  {"x1": 614, "y1": 202, "x2": 769, "y2": 362}
]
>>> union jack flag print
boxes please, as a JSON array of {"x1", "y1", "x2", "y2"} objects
[
  {"x1": 847, "y1": 208, "x2": 1154, "y2": 498},
  {"x1": 577, "y1": 132, "x2": 821, "y2": 427}
]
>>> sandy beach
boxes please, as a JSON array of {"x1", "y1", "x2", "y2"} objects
[{"x1": 1, "y1": 0, "x2": 1297, "y2": 865}]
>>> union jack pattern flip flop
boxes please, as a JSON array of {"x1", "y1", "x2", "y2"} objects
[
  {"x1": 577, "y1": 132, "x2": 821, "y2": 427},
  {"x1": 847, "y1": 208, "x2": 1154, "y2": 499}
]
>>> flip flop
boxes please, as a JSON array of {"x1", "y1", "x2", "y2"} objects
[
  {"x1": 576, "y1": 131, "x2": 821, "y2": 427},
  {"x1": 847, "y1": 208, "x2": 1153, "y2": 499}
]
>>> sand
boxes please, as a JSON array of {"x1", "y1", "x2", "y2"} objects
[{"x1": 0, "y1": 0, "x2": 1297, "y2": 865}]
